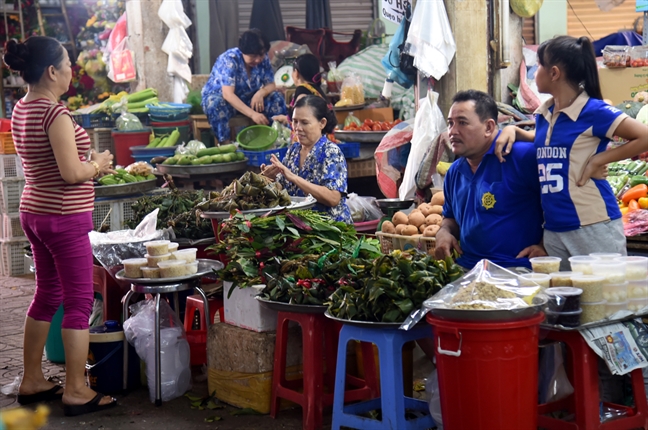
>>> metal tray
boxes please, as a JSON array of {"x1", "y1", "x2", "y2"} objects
[
  {"x1": 200, "y1": 196, "x2": 317, "y2": 220},
  {"x1": 94, "y1": 179, "x2": 157, "y2": 198},
  {"x1": 324, "y1": 311, "x2": 419, "y2": 329},
  {"x1": 428, "y1": 297, "x2": 547, "y2": 322},
  {"x1": 335, "y1": 130, "x2": 387, "y2": 143},
  {"x1": 256, "y1": 296, "x2": 328, "y2": 314},
  {"x1": 376, "y1": 198, "x2": 415, "y2": 210},
  {"x1": 156, "y1": 159, "x2": 248, "y2": 176},
  {"x1": 332, "y1": 103, "x2": 366, "y2": 112},
  {"x1": 115, "y1": 259, "x2": 224, "y2": 285}
]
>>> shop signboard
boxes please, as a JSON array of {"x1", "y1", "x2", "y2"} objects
[
  {"x1": 637, "y1": 0, "x2": 648, "y2": 12},
  {"x1": 381, "y1": 0, "x2": 411, "y2": 24}
]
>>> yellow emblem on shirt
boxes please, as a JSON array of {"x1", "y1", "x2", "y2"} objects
[{"x1": 482, "y1": 192, "x2": 496, "y2": 210}]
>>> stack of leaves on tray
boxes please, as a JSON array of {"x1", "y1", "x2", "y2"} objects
[
  {"x1": 327, "y1": 250, "x2": 464, "y2": 323},
  {"x1": 208, "y1": 210, "x2": 382, "y2": 295}
]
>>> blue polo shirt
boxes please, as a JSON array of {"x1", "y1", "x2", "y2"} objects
[{"x1": 443, "y1": 135, "x2": 544, "y2": 269}]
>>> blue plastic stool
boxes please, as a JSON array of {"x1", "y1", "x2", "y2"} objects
[{"x1": 332, "y1": 324, "x2": 435, "y2": 430}]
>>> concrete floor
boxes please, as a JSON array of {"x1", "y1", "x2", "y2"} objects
[{"x1": 0, "y1": 274, "x2": 434, "y2": 429}]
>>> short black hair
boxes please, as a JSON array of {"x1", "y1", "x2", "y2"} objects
[
  {"x1": 452, "y1": 90, "x2": 498, "y2": 123},
  {"x1": 238, "y1": 29, "x2": 270, "y2": 56},
  {"x1": 294, "y1": 95, "x2": 337, "y2": 135},
  {"x1": 3, "y1": 36, "x2": 66, "y2": 84}
]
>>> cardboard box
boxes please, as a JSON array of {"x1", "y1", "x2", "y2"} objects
[
  {"x1": 599, "y1": 66, "x2": 648, "y2": 105},
  {"x1": 335, "y1": 107, "x2": 394, "y2": 125}
]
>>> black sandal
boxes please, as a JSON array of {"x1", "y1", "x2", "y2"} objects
[
  {"x1": 63, "y1": 393, "x2": 117, "y2": 417},
  {"x1": 17, "y1": 385, "x2": 64, "y2": 405}
]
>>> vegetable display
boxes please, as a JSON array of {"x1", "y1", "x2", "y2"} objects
[
  {"x1": 96, "y1": 168, "x2": 154, "y2": 186},
  {"x1": 326, "y1": 250, "x2": 463, "y2": 323},
  {"x1": 198, "y1": 171, "x2": 291, "y2": 212},
  {"x1": 381, "y1": 193, "x2": 445, "y2": 238},
  {"x1": 162, "y1": 144, "x2": 246, "y2": 165},
  {"x1": 342, "y1": 118, "x2": 402, "y2": 132}
]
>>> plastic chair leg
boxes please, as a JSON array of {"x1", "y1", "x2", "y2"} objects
[
  {"x1": 302, "y1": 314, "x2": 324, "y2": 430},
  {"x1": 270, "y1": 314, "x2": 290, "y2": 418}
]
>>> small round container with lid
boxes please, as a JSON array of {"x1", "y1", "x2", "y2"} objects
[
  {"x1": 168, "y1": 242, "x2": 179, "y2": 253},
  {"x1": 628, "y1": 279, "x2": 648, "y2": 299},
  {"x1": 615, "y1": 256, "x2": 648, "y2": 281},
  {"x1": 606, "y1": 300, "x2": 629, "y2": 316},
  {"x1": 628, "y1": 297, "x2": 648, "y2": 312},
  {"x1": 571, "y1": 275, "x2": 604, "y2": 302},
  {"x1": 122, "y1": 258, "x2": 149, "y2": 278},
  {"x1": 545, "y1": 309, "x2": 582, "y2": 327},
  {"x1": 146, "y1": 253, "x2": 171, "y2": 268},
  {"x1": 141, "y1": 267, "x2": 160, "y2": 278},
  {"x1": 568, "y1": 256, "x2": 596, "y2": 275},
  {"x1": 545, "y1": 287, "x2": 583, "y2": 312},
  {"x1": 590, "y1": 252, "x2": 623, "y2": 260},
  {"x1": 519, "y1": 273, "x2": 551, "y2": 289},
  {"x1": 550, "y1": 271, "x2": 582, "y2": 287},
  {"x1": 530, "y1": 256, "x2": 562, "y2": 274},
  {"x1": 581, "y1": 300, "x2": 607, "y2": 324},
  {"x1": 602, "y1": 282, "x2": 628, "y2": 303},
  {"x1": 172, "y1": 248, "x2": 197, "y2": 264},
  {"x1": 144, "y1": 240, "x2": 170, "y2": 256},
  {"x1": 185, "y1": 261, "x2": 199, "y2": 275},
  {"x1": 590, "y1": 261, "x2": 626, "y2": 284},
  {"x1": 158, "y1": 260, "x2": 188, "y2": 278}
]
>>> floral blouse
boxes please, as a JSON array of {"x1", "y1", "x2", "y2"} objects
[
  {"x1": 277, "y1": 136, "x2": 353, "y2": 223},
  {"x1": 202, "y1": 48, "x2": 274, "y2": 102}
]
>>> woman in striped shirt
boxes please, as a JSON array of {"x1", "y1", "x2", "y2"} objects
[{"x1": 4, "y1": 36, "x2": 116, "y2": 416}]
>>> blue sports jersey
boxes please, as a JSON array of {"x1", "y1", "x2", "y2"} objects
[
  {"x1": 442, "y1": 135, "x2": 544, "y2": 269},
  {"x1": 534, "y1": 92, "x2": 627, "y2": 232}
]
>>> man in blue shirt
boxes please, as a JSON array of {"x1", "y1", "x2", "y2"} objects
[{"x1": 434, "y1": 90, "x2": 546, "y2": 269}]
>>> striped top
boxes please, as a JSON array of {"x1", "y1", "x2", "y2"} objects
[{"x1": 12, "y1": 98, "x2": 94, "y2": 215}]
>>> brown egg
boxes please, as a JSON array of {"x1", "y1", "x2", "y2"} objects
[
  {"x1": 392, "y1": 211, "x2": 409, "y2": 226},
  {"x1": 430, "y1": 205, "x2": 443, "y2": 215},
  {"x1": 402, "y1": 225, "x2": 419, "y2": 236},
  {"x1": 408, "y1": 211, "x2": 426, "y2": 227},
  {"x1": 395, "y1": 224, "x2": 407, "y2": 235},
  {"x1": 381, "y1": 220, "x2": 396, "y2": 234},
  {"x1": 426, "y1": 214, "x2": 443, "y2": 226},
  {"x1": 423, "y1": 225, "x2": 440, "y2": 237},
  {"x1": 431, "y1": 192, "x2": 445, "y2": 206}
]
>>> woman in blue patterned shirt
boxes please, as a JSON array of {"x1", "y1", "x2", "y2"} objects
[
  {"x1": 201, "y1": 29, "x2": 287, "y2": 144},
  {"x1": 262, "y1": 96, "x2": 352, "y2": 223}
]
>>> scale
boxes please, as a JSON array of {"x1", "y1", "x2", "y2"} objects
[
  {"x1": 375, "y1": 198, "x2": 415, "y2": 230},
  {"x1": 274, "y1": 65, "x2": 294, "y2": 87}
]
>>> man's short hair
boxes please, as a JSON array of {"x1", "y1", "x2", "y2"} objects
[{"x1": 451, "y1": 90, "x2": 498, "y2": 124}]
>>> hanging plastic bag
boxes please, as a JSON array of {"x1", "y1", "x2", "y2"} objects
[
  {"x1": 158, "y1": 0, "x2": 191, "y2": 29},
  {"x1": 107, "y1": 12, "x2": 128, "y2": 54},
  {"x1": 346, "y1": 193, "x2": 384, "y2": 223},
  {"x1": 108, "y1": 37, "x2": 136, "y2": 83},
  {"x1": 538, "y1": 342, "x2": 574, "y2": 404},
  {"x1": 425, "y1": 369, "x2": 444, "y2": 430},
  {"x1": 335, "y1": 75, "x2": 365, "y2": 107},
  {"x1": 123, "y1": 298, "x2": 192, "y2": 403},
  {"x1": 381, "y1": 3, "x2": 415, "y2": 89},
  {"x1": 399, "y1": 91, "x2": 447, "y2": 200},
  {"x1": 375, "y1": 121, "x2": 414, "y2": 198},
  {"x1": 116, "y1": 111, "x2": 143, "y2": 131}
]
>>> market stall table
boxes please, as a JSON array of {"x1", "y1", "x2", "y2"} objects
[{"x1": 117, "y1": 259, "x2": 224, "y2": 405}]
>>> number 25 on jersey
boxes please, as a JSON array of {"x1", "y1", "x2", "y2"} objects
[{"x1": 539, "y1": 163, "x2": 564, "y2": 194}]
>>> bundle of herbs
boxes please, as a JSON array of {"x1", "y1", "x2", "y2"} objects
[
  {"x1": 327, "y1": 250, "x2": 464, "y2": 323},
  {"x1": 205, "y1": 171, "x2": 292, "y2": 213},
  {"x1": 208, "y1": 210, "x2": 382, "y2": 293}
]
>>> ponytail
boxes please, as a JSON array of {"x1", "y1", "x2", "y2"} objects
[{"x1": 577, "y1": 37, "x2": 603, "y2": 100}]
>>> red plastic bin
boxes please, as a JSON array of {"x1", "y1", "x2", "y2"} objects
[
  {"x1": 111, "y1": 128, "x2": 152, "y2": 166},
  {"x1": 427, "y1": 312, "x2": 544, "y2": 430}
]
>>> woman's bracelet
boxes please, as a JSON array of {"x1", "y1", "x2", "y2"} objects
[{"x1": 89, "y1": 161, "x2": 100, "y2": 179}]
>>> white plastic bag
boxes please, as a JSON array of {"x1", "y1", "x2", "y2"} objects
[
  {"x1": 425, "y1": 369, "x2": 444, "y2": 429},
  {"x1": 538, "y1": 342, "x2": 574, "y2": 403},
  {"x1": 123, "y1": 299, "x2": 192, "y2": 403},
  {"x1": 346, "y1": 193, "x2": 384, "y2": 223},
  {"x1": 158, "y1": 0, "x2": 191, "y2": 29},
  {"x1": 399, "y1": 91, "x2": 447, "y2": 200},
  {"x1": 162, "y1": 27, "x2": 193, "y2": 61}
]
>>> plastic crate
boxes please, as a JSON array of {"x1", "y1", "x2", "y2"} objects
[
  {"x1": 347, "y1": 159, "x2": 376, "y2": 179},
  {"x1": 376, "y1": 231, "x2": 435, "y2": 255},
  {"x1": 0, "y1": 132, "x2": 15, "y2": 154},
  {"x1": 0, "y1": 178, "x2": 24, "y2": 214},
  {"x1": 92, "y1": 200, "x2": 113, "y2": 231},
  {"x1": 1, "y1": 213, "x2": 24, "y2": 239},
  {"x1": 0, "y1": 238, "x2": 30, "y2": 276},
  {"x1": 72, "y1": 113, "x2": 114, "y2": 129},
  {"x1": 119, "y1": 199, "x2": 137, "y2": 226},
  {"x1": 337, "y1": 142, "x2": 360, "y2": 159},
  {"x1": 0, "y1": 154, "x2": 23, "y2": 178},
  {"x1": 92, "y1": 196, "x2": 142, "y2": 232},
  {"x1": 85, "y1": 128, "x2": 115, "y2": 154},
  {"x1": 242, "y1": 147, "x2": 288, "y2": 167}
]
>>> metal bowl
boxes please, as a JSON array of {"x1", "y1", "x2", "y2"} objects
[{"x1": 376, "y1": 198, "x2": 415, "y2": 210}]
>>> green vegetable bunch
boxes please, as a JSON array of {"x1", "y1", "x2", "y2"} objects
[{"x1": 97, "y1": 168, "x2": 155, "y2": 185}]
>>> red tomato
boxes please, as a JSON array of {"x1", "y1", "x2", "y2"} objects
[
  {"x1": 372, "y1": 124, "x2": 382, "y2": 131},
  {"x1": 393, "y1": 119, "x2": 402, "y2": 125},
  {"x1": 380, "y1": 122, "x2": 390, "y2": 131},
  {"x1": 361, "y1": 125, "x2": 371, "y2": 131},
  {"x1": 363, "y1": 119, "x2": 374, "y2": 126}
]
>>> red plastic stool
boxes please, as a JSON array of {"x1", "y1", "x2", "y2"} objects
[
  {"x1": 92, "y1": 265, "x2": 127, "y2": 322},
  {"x1": 539, "y1": 329, "x2": 648, "y2": 429},
  {"x1": 270, "y1": 311, "x2": 379, "y2": 430},
  {"x1": 184, "y1": 295, "x2": 224, "y2": 366}
]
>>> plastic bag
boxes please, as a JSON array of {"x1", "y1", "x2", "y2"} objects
[
  {"x1": 335, "y1": 75, "x2": 364, "y2": 107},
  {"x1": 401, "y1": 259, "x2": 546, "y2": 329},
  {"x1": 425, "y1": 369, "x2": 444, "y2": 430},
  {"x1": 123, "y1": 298, "x2": 192, "y2": 403},
  {"x1": 107, "y1": 36, "x2": 136, "y2": 83},
  {"x1": 538, "y1": 343, "x2": 574, "y2": 404},
  {"x1": 107, "y1": 12, "x2": 128, "y2": 54},
  {"x1": 157, "y1": 0, "x2": 191, "y2": 29},
  {"x1": 271, "y1": 121, "x2": 291, "y2": 148},
  {"x1": 116, "y1": 111, "x2": 143, "y2": 131},
  {"x1": 184, "y1": 140, "x2": 206, "y2": 156},
  {"x1": 399, "y1": 91, "x2": 447, "y2": 200},
  {"x1": 88, "y1": 298, "x2": 104, "y2": 327},
  {"x1": 346, "y1": 193, "x2": 384, "y2": 223},
  {"x1": 375, "y1": 121, "x2": 414, "y2": 198}
]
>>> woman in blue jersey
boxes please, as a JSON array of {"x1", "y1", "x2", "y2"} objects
[{"x1": 496, "y1": 35, "x2": 648, "y2": 269}]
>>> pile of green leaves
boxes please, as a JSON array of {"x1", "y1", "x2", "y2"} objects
[
  {"x1": 327, "y1": 250, "x2": 463, "y2": 323},
  {"x1": 125, "y1": 188, "x2": 214, "y2": 239},
  {"x1": 208, "y1": 210, "x2": 381, "y2": 290}
]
